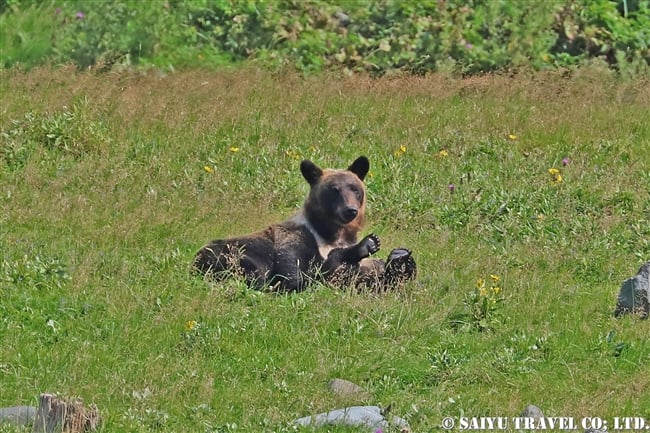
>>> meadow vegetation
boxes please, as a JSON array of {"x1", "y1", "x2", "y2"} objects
[
  {"x1": 1, "y1": 0, "x2": 649, "y2": 76},
  {"x1": 1, "y1": 65, "x2": 649, "y2": 432}
]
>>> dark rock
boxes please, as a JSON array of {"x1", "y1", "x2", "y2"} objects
[
  {"x1": 333, "y1": 10, "x2": 350, "y2": 27},
  {"x1": 614, "y1": 261, "x2": 650, "y2": 319}
]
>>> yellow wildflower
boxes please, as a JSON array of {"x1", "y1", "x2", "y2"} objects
[
  {"x1": 492, "y1": 286, "x2": 501, "y2": 295},
  {"x1": 394, "y1": 145, "x2": 407, "y2": 157},
  {"x1": 285, "y1": 149, "x2": 301, "y2": 160},
  {"x1": 479, "y1": 287, "x2": 488, "y2": 297},
  {"x1": 185, "y1": 320, "x2": 198, "y2": 331},
  {"x1": 548, "y1": 168, "x2": 563, "y2": 184},
  {"x1": 490, "y1": 274, "x2": 500, "y2": 283},
  {"x1": 438, "y1": 149, "x2": 449, "y2": 158},
  {"x1": 508, "y1": 134, "x2": 517, "y2": 141},
  {"x1": 476, "y1": 277, "x2": 486, "y2": 289},
  {"x1": 229, "y1": 146, "x2": 240, "y2": 153},
  {"x1": 204, "y1": 165, "x2": 214, "y2": 173}
]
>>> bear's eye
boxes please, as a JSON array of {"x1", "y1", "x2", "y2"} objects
[
  {"x1": 322, "y1": 185, "x2": 341, "y2": 201},
  {"x1": 348, "y1": 183, "x2": 363, "y2": 200}
]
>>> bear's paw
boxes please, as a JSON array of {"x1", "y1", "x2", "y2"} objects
[
  {"x1": 384, "y1": 248, "x2": 417, "y2": 287},
  {"x1": 359, "y1": 233, "x2": 381, "y2": 257}
]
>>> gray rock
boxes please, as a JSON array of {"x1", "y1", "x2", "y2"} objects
[
  {"x1": 0, "y1": 406, "x2": 37, "y2": 426},
  {"x1": 520, "y1": 404, "x2": 544, "y2": 419},
  {"x1": 614, "y1": 261, "x2": 650, "y2": 319},
  {"x1": 293, "y1": 405, "x2": 409, "y2": 431},
  {"x1": 328, "y1": 378, "x2": 369, "y2": 400}
]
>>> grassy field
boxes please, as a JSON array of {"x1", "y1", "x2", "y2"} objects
[{"x1": 1, "y1": 66, "x2": 649, "y2": 432}]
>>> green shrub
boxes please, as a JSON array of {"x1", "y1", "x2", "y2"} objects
[
  {"x1": 551, "y1": 0, "x2": 650, "y2": 73},
  {"x1": 0, "y1": 2, "x2": 55, "y2": 69},
  {"x1": 1, "y1": 0, "x2": 648, "y2": 74}
]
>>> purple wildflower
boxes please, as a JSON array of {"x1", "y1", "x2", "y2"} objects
[
  {"x1": 448, "y1": 183, "x2": 456, "y2": 193},
  {"x1": 465, "y1": 43, "x2": 473, "y2": 49},
  {"x1": 76, "y1": 11, "x2": 85, "y2": 19},
  {"x1": 562, "y1": 157, "x2": 570, "y2": 166},
  {"x1": 55, "y1": 7, "x2": 62, "y2": 15}
]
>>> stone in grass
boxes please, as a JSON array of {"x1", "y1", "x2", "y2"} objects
[
  {"x1": 328, "y1": 378, "x2": 369, "y2": 401},
  {"x1": 0, "y1": 406, "x2": 37, "y2": 427},
  {"x1": 293, "y1": 405, "x2": 409, "y2": 432},
  {"x1": 520, "y1": 404, "x2": 544, "y2": 420},
  {"x1": 614, "y1": 261, "x2": 650, "y2": 319}
]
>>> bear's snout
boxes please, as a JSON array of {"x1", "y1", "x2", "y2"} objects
[{"x1": 341, "y1": 206, "x2": 359, "y2": 223}]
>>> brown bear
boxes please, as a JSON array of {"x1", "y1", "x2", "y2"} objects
[{"x1": 192, "y1": 156, "x2": 416, "y2": 292}]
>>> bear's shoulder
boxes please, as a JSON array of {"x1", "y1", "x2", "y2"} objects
[{"x1": 275, "y1": 217, "x2": 315, "y2": 244}]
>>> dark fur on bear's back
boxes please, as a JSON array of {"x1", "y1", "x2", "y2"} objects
[{"x1": 193, "y1": 156, "x2": 416, "y2": 292}]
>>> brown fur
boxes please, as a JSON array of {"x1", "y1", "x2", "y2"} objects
[{"x1": 193, "y1": 156, "x2": 416, "y2": 292}]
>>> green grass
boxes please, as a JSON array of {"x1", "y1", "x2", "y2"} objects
[
  {"x1": 0, "y1": 4, "x2": 55, "y2": 69},
  {"x1": 1, "y1": 66, "x2": 649, "y2": 432}
]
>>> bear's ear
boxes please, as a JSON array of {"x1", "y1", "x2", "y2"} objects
[
  {"x1": 347, "y1": 156, "x2": 370, "y2": 181},
  {"x1": 300, "y1": 159, "x2": 323, "y2": 186}
]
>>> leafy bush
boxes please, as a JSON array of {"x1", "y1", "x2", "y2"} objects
[
  {"x1": 0, "y1": 1, "x2": 56, "y2": 68},
  {"x1": 551, "y1": 0, "x2": 650, "y2": 72},
  {"x1": 1, "y1": 0, "x2": 648, "y2": 74}
]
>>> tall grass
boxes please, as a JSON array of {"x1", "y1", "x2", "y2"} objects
[{"x1": 1, "y1": 66, "x2": 649, "y2": 432}]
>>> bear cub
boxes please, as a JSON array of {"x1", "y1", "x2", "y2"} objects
[{"x1": 193, "y1": 156, "x2": 416, "y2": 292}]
